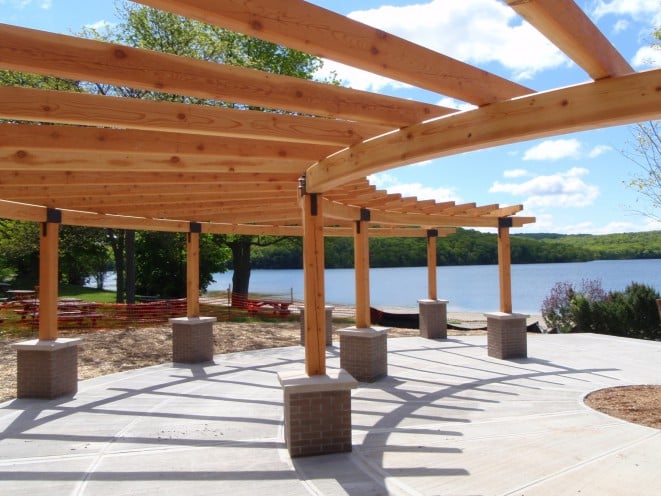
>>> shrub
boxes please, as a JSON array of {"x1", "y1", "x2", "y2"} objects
[{"x1": 541, "y1": 280, "x2": 660, "y2": 340}]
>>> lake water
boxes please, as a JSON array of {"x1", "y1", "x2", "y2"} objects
[{"x1": 205, "y1": 259, "x2": 661, "y2": 314}]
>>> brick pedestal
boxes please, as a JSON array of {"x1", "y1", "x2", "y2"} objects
[
  {"x1": 13, "y1": 338, "x2": 81, "y2": 399},
  {"x1": 298, "y1": 306, "x2": 334, "y2": 346},
  {"x1": 278, "y1": 369, "x2": 357, "y2": 457},
  {"x1": 336, "y1": 326, "x2": 388, "y2": 382},
  {"x1": 485, "y1": 312, "x2": 528, "y2": 359},
  {"x1": 169, "y1": 316, "x2": 216, "y2": 363},
  {"x1": 418, "y1": 299, "x2": 448, "y2": 339}
]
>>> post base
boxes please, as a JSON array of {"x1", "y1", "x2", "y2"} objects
[
  {"x1": 278, "y1": 369, "x2": 357, "y2": 457},
  {"x1": 418, "y1": 299, "x2": 448, "y2": 339},
  {"x1": 169, "y1": 316, "x2": 217, "y2": 363},
  {"x1": 337, "y1": 326, "x2": 389, "y2": 382},
  {"x1": 13, "y1": 338, "x2": 81, "y2": 399},
  {"x1": 485, "y1": 312, "x2": 528, "y2": 359},
  {"x1": 298, "y1": 306, "x2": 334, "y2": 347}
]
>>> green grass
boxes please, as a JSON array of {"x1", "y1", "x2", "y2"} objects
[{"x1": 58, "y1": 285, "x2": 116, "y2": 303}]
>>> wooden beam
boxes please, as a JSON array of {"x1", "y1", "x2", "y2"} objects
[
  {"x1": 301, "y1": 193, "x2": 326, "y2": 376},
  {"x1": 0, "y1": 183, "x2": 296, "y2": 199},
  {"x1": 187, "y1": 231, "x2": 200, "y2": 317},
  {"x1": 427, "y1": 231, "x2": 438, "y2": 301},
  {"x1": 0, "y1": 149, "x2": 308, "y2": 174},
  {"x1": 0, "y1": 23, "x2": 454, "y2": 128},
  {"x1": 306, "y1": 70, "x2": 661, "y2": 192},
  {"x1": 39, "y1": 219, "x2": 59, "y2": 340},
  {"x1": 354, "y1": 220, "x2": 371, "y2": 328},
  {"x1": 0, "y1": 170, "x2": 298, "y2": 186},
  {"x1": 0, "y1": 86, "x2": 390, "y2": 146},
  {"x1": 136, "y1": 0, "x2": 532, "y2": 105},
  {"x1": 0, "y1": 199, "x2": 46, "y2": 222},
  {"x1": 505, "y1": 0, "x2": 632, "y2": 79},
  {"x1": 497, "y1": 221, "x2": 513, "y2": 313},
  {"x1": 0, "y1": 124, "x2": 340, "y2": 162}
]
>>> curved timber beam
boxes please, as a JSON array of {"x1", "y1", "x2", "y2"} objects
[{"x1": 306, "y1": 70, "x2": 661, "y2": 192}]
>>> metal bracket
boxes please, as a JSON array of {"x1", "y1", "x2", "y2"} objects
[
  {"x1": 360, "y1": 208, "x2": 371, "y2": 222},
  {"x1": 427, "y1": 229, "x2": 438, "y2": 238},
  {"x1": 189, "y1": 222, "x2": 202, "y2": 233},
  {"x1": 498, "y1": 217, "x2": 513, "y2": 228},
  {"x1": 310, "y1": 193, "x2": 318, "y2": 216},
  {"x1": 298, "y1": 175, "x2": 307, "y2": 196},
  {"x1": 43, "y1": 208, "x2": 62, "y2": 236}
]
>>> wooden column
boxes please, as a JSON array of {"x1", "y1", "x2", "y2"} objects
[
  {"x1": 187, "y1": 225, "x2": 201, "y2": 318},
  {"x1": 354, "y1": 215, "x2": 371, "y2": 328},
  {"x1": 39, "y1": 211, "x2": 60, "y2": 341},
  {"x1": 498, "y1": 218, "x2": 513, "y2": 313},
  {"x1": 426, "y1": 229, "x2": 438, "y2": 300},
  {"x1": 302, "y1": 192, "x2": 326, "y2": 376}
]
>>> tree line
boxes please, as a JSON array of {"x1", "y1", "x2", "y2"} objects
[{"x1": 252, "y1": 229, "x2": 661, "y2": 269}]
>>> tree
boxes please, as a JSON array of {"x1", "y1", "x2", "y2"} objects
[
  {"x1": 84, "y1": 3, "x2": 327, "y2": 303},
  {"x1": 624, "y1": 120, "x2": 661, "y2": 222},
  {"x1": 624, "y1": 28, "x2": 660, "y2": 222}
]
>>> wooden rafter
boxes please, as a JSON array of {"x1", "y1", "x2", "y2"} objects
[
  {"x1": 0, "y1": 23, "x2": 453, "y2": 127},
  {"x1": 136, "y1": 0, "x2": 532, "y2": 104},
  {"x1": 505, "y1": 0, "x2": 632, "y2": 80},
  {"x1": 0, "y1": 86, "x2": 389, "y2": 146}
]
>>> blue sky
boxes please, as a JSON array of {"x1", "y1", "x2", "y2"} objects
[{"x1": 2, "y1": 0, "x2": 660, "y2": 234}]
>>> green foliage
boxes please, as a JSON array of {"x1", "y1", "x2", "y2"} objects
[
  {"x1": 135, "y1": 232, "x2": 229, "y2": 298},
  {"x1": 541, "y1": 280, "x2": 660, "y2": 340}
]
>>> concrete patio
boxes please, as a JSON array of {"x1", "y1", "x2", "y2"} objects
[{"x1": 0, "y1": 333, "x2": 659, "y2": 495}]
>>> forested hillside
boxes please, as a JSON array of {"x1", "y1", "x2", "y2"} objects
[{"x1": 251, "y1": 229, "x2": 661, "y2": 269}]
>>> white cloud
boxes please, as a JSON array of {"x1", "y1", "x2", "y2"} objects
[
  {"x1": 317, "y1": 0, "x2": 569, "y2": 91},
  {"x1": 523, "y1": 139, "x2": 582, "y2": 161},
  {"x1": 613, "y1": 19, "x2": 630, "y2": 33},
  {"x1": 632, "y1": 45, "x2": 661, "y2": 68},
  {"x1": 40, "y1": 0, "x2": 51, "y2": 8},
  {"x1": 503, "y1": 169, "x2": 529, "y2": 178},
  {"x1": 592, "y1": 0, "x2": 661, "y2": 21},
  {"x1": 84, "y1": 20, "x2": 114, "y2": 33},
  {"x1": 489, "y1": 167, "x2": 599, "y2": 208},
  {"x1": 369, "y1": 173, "x2": 461, "y2": 202},
  {"x1": 588, "y1": 145, "x2": 613, "y2": 158},
  {"x1": 522, "y1": 216, "x2": 661, "y2": 235}
]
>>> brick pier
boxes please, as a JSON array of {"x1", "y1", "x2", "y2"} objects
[
  {"x1": 336, "y1": 326, "x2": 389, "y2": 382},
  {"x1": 278, "y1": 369, "x2": 357, "y2": 457},
  {"x1": 485, "y1": 312, "x2": 528, "y2": 359},
  {"x1": 13, "y1": 338, "x2": 81, "y2": 399},
  {"x1": 170, "y1": 316, "x2": 217, "y2": 363}
]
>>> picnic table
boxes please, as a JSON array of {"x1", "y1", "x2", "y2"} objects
[
  {"x1": 6, "y1": 289, "x2": 36, "y2": 301},
  {"x1": 12, "y1": 298, "x2": 102, "y2": 325},
  {"x1": 245, "y1": 299, "x2": 291, "y2": 316}
]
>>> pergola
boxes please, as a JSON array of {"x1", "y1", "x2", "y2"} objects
[{"x1": 1, "y1": 0, "x2": 659, "y2": 455}]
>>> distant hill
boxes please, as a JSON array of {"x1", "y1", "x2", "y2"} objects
[{"x1": 250, "y1": 229, "x2": 661, "y2": 269}]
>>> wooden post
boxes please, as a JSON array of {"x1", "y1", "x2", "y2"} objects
[
  {"x1": 39, "y1": 211, "x2": 60, "y2": 340},
  {"x1": 302, "y1": 192, "x2": 326, "y2": 376},
  {"x1": 427, "y1": 229, "x2": 438, "y2": 300},
  {"x1": 354, "y1": 218, "x2": 371, "y2": 328},
  {"x1": 186, "y1": 226, "x2": 200, "y2": 318},
  {"x1": 498, "y1": 218, "x2": 513, "y2": 313}
]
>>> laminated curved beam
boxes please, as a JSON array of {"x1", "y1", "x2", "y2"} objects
[
  {"x1": 136, "y1": 0, "x2": 532, "y2": 105},
  {"x1": 306, "y1": 70, "x2": 661, "y2": 192}
]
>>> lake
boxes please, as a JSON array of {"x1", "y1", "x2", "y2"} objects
[{"x1": 205, "y1": 259, "x2": 661, "y2": 314}]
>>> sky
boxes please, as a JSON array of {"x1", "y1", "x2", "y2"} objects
[{"x1": 1, "y1": 0, "x2": 660, "y2": 235}]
